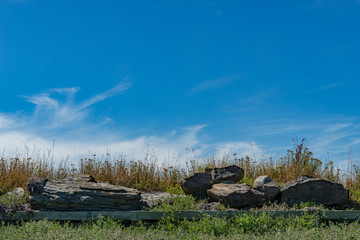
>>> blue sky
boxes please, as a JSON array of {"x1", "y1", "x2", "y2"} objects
[{"x1": 0, "y1": 0, "x2": 359, "y2": 168}]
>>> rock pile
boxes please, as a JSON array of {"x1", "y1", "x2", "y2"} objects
[
  {"x1": 24, "y1": 167, "x2": 349, "y2": 211},
  {"x1": 181, "y1": 166, "x2": 348, "y2": 209},
  {"x1": 181, "y1": 165, "x2": 244, "y2": 196}
]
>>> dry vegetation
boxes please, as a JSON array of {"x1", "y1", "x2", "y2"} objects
[{"x1": 1, "y1": 139, "x2": 359, "y2": 201}]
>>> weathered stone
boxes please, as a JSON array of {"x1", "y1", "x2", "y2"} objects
[
  {"x1": 297, "y1": 207, "x2": 322, "y2": 212},
  {"x1": 0, "y1": 203, "x2": 33, "y2": 215},
  {"x1": 281, "y1": 176, "x2": 347, "y2": 206},
  {"x1": 140, "y1": 192, "x2": 175, "y2": 209},
  {"x1": 253, "y1": 175, "x2": 281, "y2": 202},
  {"x1": 7, "y1": 187, "x2": 25, "y2": 198},
  {"x1": 27, "y1": 178, "x2": 48, "y2": 194},
  {"x1": 253, "y1": 175, "x2": 273, "y2": 190},
  {"x1": 207, "y1": 183, "x2": 266, "y2": 209},
  {"x1": 181, "y1": 173, "x2": 212, "y2": 196},
  {"x1": 28, "y1": 174, "x2": 141, "y2": 211},
  {"x1": 200, "y1": 202, "x2": 222, "y2": 211},
  {"x1": 211, "y1": 165, "x2": 245, "y2": 184}
]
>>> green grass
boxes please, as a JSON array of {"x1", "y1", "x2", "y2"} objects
[
  {"x1": 1, "y1": 214, "x2": 360, "y2": 239},
  {"x1": 0, "y1": 193, "x2": 28, "y2": 207}
]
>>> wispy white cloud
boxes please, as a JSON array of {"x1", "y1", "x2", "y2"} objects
[
  {"x1": 213, "y1": 141, "x2": 263, "y2": 160},
  {"x1": 79, "y1": 81, "x2": 131, "y2": 109},
  {"x1": 223, "y1": 86, "x2": 278, "y2": 112},
  {"x1": 244, "y1": 87, "x2": 278, "y2": 106},
  {"x1": 21, "y1": 81, "x2": 131, "y2": 129},
  {"x1": 0, "y1": 82, "x2": 358, "y2": 169},
  {"x1": 0, "y1": 84, "x2": 264, "y2": 166},
  {"x1": 241, "y1": 117, "x2": 360, "y2": 167},
  {"x1": 301, "y1": 0, "x2": 324, "y2": 9},
  {"x1": 0, "y1": 118, "x2": 262, "y2": 167},
  {"x1": 5, "y1": 0, "x2": 29, "y2": 3},
  {"x1": 188, "y1": 75, "x2": 240, "y2": 95},
  {"x1": 0, "y1": 114, "x2": 14, "y2": 129},
  {"x1": 305, "y1": 82, "x2": 343, "y2": 94},
  {"x1": 325, "y1": 123, "x2": 351, "y2": 132}
]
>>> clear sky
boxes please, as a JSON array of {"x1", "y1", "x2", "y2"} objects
[{"x1": 0, "y1": 0, "x2": 359, "y2": 168}]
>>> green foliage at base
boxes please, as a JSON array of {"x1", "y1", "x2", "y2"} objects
[
  {"x1": 0, "y1": 192, "x2": 28, "y2": 207},
  {"x1": 1, "y1": 213, "x2": 360, "y2": 240},
  {"x1": 149, "y1": 195, "x2": 207, "y2": 211}
]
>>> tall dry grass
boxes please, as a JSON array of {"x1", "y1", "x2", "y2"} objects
[{"x1": 0, "y1": 139, "x2": 357, "y2": 199}]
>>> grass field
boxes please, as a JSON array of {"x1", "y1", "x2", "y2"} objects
[{"x1": 1, "y1": 213, "x2": 360, "y2": 240}]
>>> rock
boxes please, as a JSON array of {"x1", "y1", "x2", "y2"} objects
[
  {"x1": 27, "y1": 174, "x2": 141, "y2": 211},
  {"x1": 253, "y1": 175, "x2": 273, "y2": 190},
  {"x1": 140, "y1": 191, "x2": 175, "y2": 209},
  {"x1": 281, "y1": 176, "x2": 347, "y2": 206},
  {"x1": 200, "y1": 202, "x2": 222, "y2": 211},
  {"x1": 0, "y1": 203, "x2": 33, "y2": 215},
  {"x1": 7, "y1": 187, "x2": 25, "y2": 198},
  {"x1": 253, "y1": 176, "x2": 281, "y2": 202},
  {"x1": 27, "y1": 178, "x2": 48, "y2": 194},
  {"x1": 211, "y1": 165, "x2": 245, "y2": 184},
  {"x1": 181, "y1": 173, "x2": 212, "y2": 196},
  {"x1": 297, "y1": 207, "x2": 322, "y2": 212},
  {"x1": 207, "y1": 183, "x2": 266, "y2": 209},
  {"x1": 181, "y1": 165, "x2": 245, "y2": 197}
]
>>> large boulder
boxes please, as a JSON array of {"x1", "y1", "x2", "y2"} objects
[
  {"x1": 181, "y1": 173, "x2": 212, "y2": 196},
  {"x1": 181, "y1": 166, "x2": 245, "y2": 196},
  {"x1": 207, "y1": 183, "x2": 266, "y2": 209},
  {"x1": 211, "y1": 165, "x2": 245, "y2": 184},
  {"x1": 253, "y1": 175, "x2": 281, "y2": 202},
  {"x1": 27, "y1": 174, "x2": 141, "y2": 211},
  {"x1": 281, "y1": 176, "x2": 347, "y2": 206}
]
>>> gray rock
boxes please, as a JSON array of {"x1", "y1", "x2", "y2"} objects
[
  {"x1": 297, "y1": 207, "x2": 322, "y2": 212},
  {"x1": 27, "y1": 178, "x2": 48, "y2": 194},
  {"x1": 211, "y1": 165, "x2": 245, "y2": 184},
  {"x1": 281, "y1": 176, "x2": 347, "y2": 206},
  {"x1": 140, "y1": 191, "x2": 175, "y2": 209},
  {"x1": 253, "y1": 175, "x2": 281, "y2": 202},
  {"x1": 181, "y1": 165, "x2": 244, "y2": 197},
  {"x1": 28, "y1": 174, "x2": 141, "y2": 211},
  {"x1": 7, "y1": 187, "x2": 25, "y2": 198},
  {"x1": 207, "y1": 183, "x2": 266, "y2": 209},
  {"x1": 0, "y1": 203, "x2": 33, "y2": 215},
  {"x1": 201, "y1": 202, "x2": 222, "y2": 211},
  {"x1": 181, "y1": 173, "x2": 212, "y2": 196},
  {"x1": 253, "y1": 175, "x2": 273, "y2": 190}
]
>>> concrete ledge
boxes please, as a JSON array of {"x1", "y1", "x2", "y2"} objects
[{"x1": 2, "y1": 210, "x2": 360, "y2": 221}]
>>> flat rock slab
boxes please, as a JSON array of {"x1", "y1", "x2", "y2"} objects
[
  {"x1": 281, "y1": 176, "x2": 347, "y2": 206},
  {"x1": 28, "y1": 174, "x2": 141, "y2": 211},
  {"x1": 207, "y1": 183, "x2": 265, "y2": 209}
]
